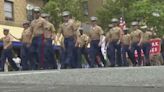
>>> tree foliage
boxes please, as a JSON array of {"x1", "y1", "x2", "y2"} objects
[
  {"x1": 43, "y1": 0, "x2": 87, "y2": 28},
  {"x1": 97, "y1": 0, "x2": 164, "y2": 36},
  {"x1": 43, "y1": 0, "x2": 164, "y2": 36}
]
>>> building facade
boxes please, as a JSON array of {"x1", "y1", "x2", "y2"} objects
[
  {"x1": 0, "y1": 0, "x2": 45, "y2": 43},
  {"x1": 0, "y1": 0, "x2": 105, "y2": 27},
  {"x1": 0, "y1": 0, "x2": 45, "y2": 27},
  {"x1": 0, "y1": 0, "x2": 46, "y2": 57}
]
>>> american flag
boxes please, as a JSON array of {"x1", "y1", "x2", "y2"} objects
[{"x1": 119, "y1": 17, "x2": 126, "y2": 33}]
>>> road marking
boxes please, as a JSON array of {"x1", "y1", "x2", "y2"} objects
[{"x1": 0, "y1": 70, "x2": 60, "y2": 77}]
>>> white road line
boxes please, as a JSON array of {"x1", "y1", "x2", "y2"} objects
[{"x1": 0, "y1": 70, "x2": 60, "y2": 77}]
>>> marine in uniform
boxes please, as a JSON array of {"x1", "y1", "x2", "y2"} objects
[
  {"x1": 75, "y1": 27, "x2": 91, "y2": 68},
  {"x1": 58, "y1": 11, "x2": 77, "y2": 69},
  {"x1": 140, "y1": 26, "x2": 152, "y2": 66},
  {"x1": 106, "y1": 18, "x2": 122, "y2": 67},
  {"x1": 20, "y1": 21, "x2": 33, "y2": 70},
  {"x1": 130, "y1": 21, "x2": 143, "y2": 66},
  {"x1": 121, "y1": 28, "x2": 135, "y2": 66},
  {"x1": 88, "y1": 16, "x2": 106, "y2": 67},
  {"x1": 0, "y1": 29, "x2": 19, "y2": 71},
  {"x1": 41, "y1": 13, "x2": 57, "y2": 69},
  {"x1": 30, "y1": 7, "x2": 47, "y2": 69}
]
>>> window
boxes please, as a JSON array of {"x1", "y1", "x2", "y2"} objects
[{"x1": 4, "y1": 0, "x2": 14, "y2": 21}]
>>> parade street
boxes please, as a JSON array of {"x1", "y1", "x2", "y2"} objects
[{"x1": 0, "y1": 66, "x2": 164, "y2": 92}]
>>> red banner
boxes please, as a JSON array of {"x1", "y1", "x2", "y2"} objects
[
  {"x1": 135, "y1": 38, "x2": 161, "y2": 57},
  {"x1": 149, "y1": 38, "x2": 161, "y2": 55}
]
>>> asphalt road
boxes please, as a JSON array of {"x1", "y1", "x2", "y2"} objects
[{"x1": 0, "y1": 66, "x2": 164, "y2": 92}]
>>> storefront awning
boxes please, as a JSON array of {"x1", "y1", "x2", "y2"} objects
[
  {"x1": 0, "y1": 24, "x2": 23, "y2": 47},
  {"x1": 0, "y1": 24, "x2": 23, "y2": 41}
]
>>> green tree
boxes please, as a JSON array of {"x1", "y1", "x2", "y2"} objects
[
  {"x1": 97, "y1": 0, "x2": 123, "y2": 29},
  {"x1": 43, "y1": 0, "x2": 87, "y2": 28},
  {"x1": 128, "y1": 0, "x2": 164, "y2": 36},
  {"x1": 97, "y1": 0, "x2": 164, "y2": 36}
]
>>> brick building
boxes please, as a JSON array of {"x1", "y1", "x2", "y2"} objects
[
  {"x1": 0, "y1": 0, "x2": 104, "y2": 41},
  {"x1": 0, "y1": 0, "x2": 105, "y2": 58},
  {"x1": 0, "y1": 0, "x2": 46, "y2": 57},
  {"x1": 0, "y1": 0, "x2": 45, "y2": 42},
  {"x1": 0, "y1": 0, "x2": 45, "y2": 27},
  {"x1": 0, "y1": 0, "x2": 105, "y2": 27}
]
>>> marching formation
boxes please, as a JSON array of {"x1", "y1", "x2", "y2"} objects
[{"x1": 0, "y1": 7, "x2": 163, "y2": 71}]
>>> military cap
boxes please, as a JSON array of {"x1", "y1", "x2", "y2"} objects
[
  {"x1": 111, "y1": 18, "x2": 119, "y2": 23},
  {"x1": 33, "y1": 7, "x2": 41, "y2": 13},
  {"x1": 90, "y1": 16, "x2": 97, "y2": 21},
  {"x1": 131, "y1": 21, "x2": 139, "y2": 26},
  {"x1": 62, "y1": 11, "x2": 70, "y2": 17}
]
